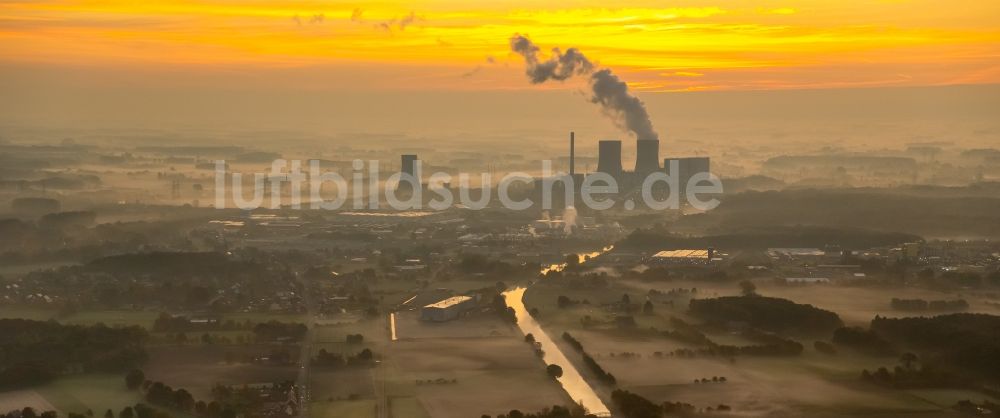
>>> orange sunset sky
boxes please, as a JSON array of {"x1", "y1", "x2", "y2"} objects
[
  {"x1": 2, "y1": 0, "x2": 999, "y2": 141},
  {"x1": 2, "y1": 0, "x2": 999, "y2": 92}
]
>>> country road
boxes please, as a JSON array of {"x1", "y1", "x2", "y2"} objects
[{"x1": 294, "y1": 271, "x2": 316, "y2": 418}]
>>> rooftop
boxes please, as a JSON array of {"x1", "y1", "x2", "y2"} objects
[
  {"x1": 424, "y1": 295, "x2": 473, "y2": 309},
  {"x1": 653, "y1": 249, "x2": 709, "y2": 259},
  {"x1": 768, "y1": 248, "x2": 826, "y2": 257}
]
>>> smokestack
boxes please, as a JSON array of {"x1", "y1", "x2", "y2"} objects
[
  {"x1": 569, "y1": 131, "x2": 575, "y2": 176},
  {"x1": 635, "y1": 139, "x2": 660, "y2": 173},
  {"x1": 597, "y1": 140, "x2": 622, "y2": 176}
]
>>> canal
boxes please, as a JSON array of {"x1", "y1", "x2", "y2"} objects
[{"x1": 503, "y1": 246, "x2": 614, "y2": 417}]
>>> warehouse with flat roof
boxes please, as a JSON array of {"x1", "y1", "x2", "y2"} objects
[
  {"x1": 650, "y1": 249, "x2": 714, "y2": 264},
  {"x1": 420, "y1": 295, "x2": 476, "y2": 322}
]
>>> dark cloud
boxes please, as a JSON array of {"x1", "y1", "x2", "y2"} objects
[
  {"x1": 351, "y1": 9, "x2": 421, "y2": 33},
  {"x1": 292, "y1": 13, "x2": 324, "y2": 26}
]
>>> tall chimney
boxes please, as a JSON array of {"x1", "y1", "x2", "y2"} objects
[{"x1": 569, "y1": 131, "x2": 575, "y2": 176}]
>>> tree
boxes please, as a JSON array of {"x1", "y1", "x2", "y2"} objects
[
  {"x1": 174, "y1": 388, "x2": 195, "y2": 411},
  {"x1": 22, "y1": 408, "x2": 37, "y2": 418},
  {"x1": 611, "y1": 390, "x2": 661, "y2": 418},
  {"x1": 546, "y1": 364, "x2": 563, "y2": 378},
  {"x1": 125, "y1": 369, "x2": 145, "y2": 390},
  {"x1": 899, "y1": 352, "x2": 919, "y2": 370},
  {"x1": 119, "y1": 407, "x2": 134, "y2": 418},
  {"x1": 642, "y1": 300, "x2": 654, "y2": 315},
  {"x1": 104, "y1": 410, "x2": 114, "y2": 418},
  {"x1": 564, "y1": 254, "x2": 580, "y2": 269},
  {"x1": 524, "y1": 333, "x2": 535, "y2": 343},
  {"x1": 739, "y1": 280, "x2": 757, "y2": 297}
]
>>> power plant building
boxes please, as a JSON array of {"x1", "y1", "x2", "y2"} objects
[
  {"x1": 664, "y1": 157, "x2": 710, "y2": 188},
  {"x1": 398, "y1": 154, "x2": 419, "y2": 192}
]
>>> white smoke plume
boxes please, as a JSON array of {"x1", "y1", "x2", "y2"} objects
[
  {"x1": 562, "y1": 206, "x2": 578, "y2": 235},
  {"x1": 509, "y1": 34, "x2": 659, "y2": 141}
]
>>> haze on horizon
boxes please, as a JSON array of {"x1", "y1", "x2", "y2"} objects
[{"x1": 1, "y1": 0, "x2": 999, "y2": 150}]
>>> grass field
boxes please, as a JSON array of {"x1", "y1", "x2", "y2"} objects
[
  {"x1": 310, "y1": 399, "x2": 376, "y2": 418},
  {"x1": 0, "y1": 390, "x2": 57, "y2": 414},
  {"x1": 0, "y1": 306, "x2": 309, "y2": 330},
  {"x1": 383, "y1": 328, "x2": 572, "y2": 418},
  {"x1": 30, "y1": 374, "x2": 141, "y2": 415},
  {"x1": 143, "y1": 345, "x2": 299, "y2": 400},
  {"x1": 0, "y1": 262, "x2": 78, "y2": 280},
  {"x1": 388, "y1": 396, "x2": 431, "y2": 418},
  {"x1": 59, "y1": 311, "x2": 161, "y2": 328},
  {"x1": 521, "y1": 276, "x2": 988, "y2": 417},
  {"x1": 0, "y1": 306, "x2": 57, "y2": 321}
]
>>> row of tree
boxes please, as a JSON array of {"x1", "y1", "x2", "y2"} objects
[
  {"x1": 313, "y1": 348, "x2": 375, "y2": 368},
  {"x1": 560, "y1": 332, "x2": 615, "y2": 385},
  {"x1": 479, "y1": 404, "x2": 594, "y2": 418},
  {"x1": 0, "y1": 319, "x2": 147, "y2": 389},
  {"x1": 688, "y1": 295, "x2": 843, "y2": 335},
  {"x1": 889, "y1": 298, "x2": 968, "y2": 312}
]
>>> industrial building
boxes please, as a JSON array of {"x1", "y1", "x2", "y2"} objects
[
  {"x1": 650, "y1": 248, "x2": 715, "y2": 265},
  {"x1": 529, "y1": 131, "x2": 714, "y2": 210},
  {"x1": 664, "y1": 157, "x2": 711, "y2": 189},
  {"x1": 398, "y1": 154, "x2": 419, "y2": 192},
  {"x1": 420, "y1": 295, "x2": 476, "y2": 322}
]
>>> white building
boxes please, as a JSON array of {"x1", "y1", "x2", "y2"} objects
[{"x1": 420, "y1": 295, "x2": 476, "y2": 322}]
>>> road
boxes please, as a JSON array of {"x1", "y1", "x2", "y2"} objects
[
  {"x1": 375, "y1": 313, "x2": 389, "y2": 418},
  {"x1": 294, "y1": 271, "x2": 317, "y2": 418}
]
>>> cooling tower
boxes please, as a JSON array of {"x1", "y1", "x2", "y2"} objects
[
  {"x1": 635, "y1": 139, "x2": 660, "y2": 173},
  {"x1": 597, "y1": 140, "x2": 623, "y2": 176}
]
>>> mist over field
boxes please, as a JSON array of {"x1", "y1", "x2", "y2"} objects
[{"x1": 2, "y1": 1, "x2": 1000, "y2": 417}]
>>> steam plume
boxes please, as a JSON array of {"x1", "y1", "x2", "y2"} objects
[
  {"x1": 562, "y1": 206, "x2": 577, "y2": 235},
  {"x1": 509, "y1": 34, "x2": 658, "y2": 141}
]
